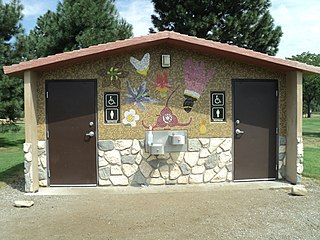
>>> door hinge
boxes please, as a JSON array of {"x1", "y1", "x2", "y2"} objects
[
  {"x1": 46, "y1": 130, "x2": 49, "y2": 139},
  {"x1": 46, "y1": 91, "x2": 49, "y2": 99},
  {"x1": 276, "y1": 128, "x2": 279, "y2": 135},
  {"x1": 276, "y1": 90, "x2": 278, "y2": 97}
]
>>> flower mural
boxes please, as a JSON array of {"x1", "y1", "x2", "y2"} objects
[
  {"x1": 124, "y1": 81, "x2": 158, "y2": 111},
  {"x1": 183, "y1": 58, "x2": 215, "y2": 112},
  {"x1": 123, "y1": 109, "x2": 140, "y2": 127},
  {"x1": 130, "y1": 53, "x2": 150, "y2": 76},
  {"x1": 97, "y1": 62, "x2": 128, "y2": 89},
  {"x1": 154, "y1": 71, "x2": 172, "y2": 96}
]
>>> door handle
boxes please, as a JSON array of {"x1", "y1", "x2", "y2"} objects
[
  {"x1": 85, "y1": 131, "x2": 95, "y2": 137},
  {"x1": 235, "y1": 129, "x2": 244, "y2": 135}
]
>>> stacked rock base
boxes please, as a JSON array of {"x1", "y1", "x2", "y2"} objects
[{"x1": 22, "y1": 136, "x2": 299, "y2": 190}]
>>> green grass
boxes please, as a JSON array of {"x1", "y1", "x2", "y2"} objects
[
  {"x1": 303, "y1": 114, "x2": 320, "y2": 180},
  {"x1": 0, "y1": 123, "x2": 25, "y2": 187}
]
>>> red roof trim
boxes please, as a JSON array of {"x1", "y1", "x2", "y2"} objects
[{"x1": 4, "y1": 31, "x2": 320, "y2": 77}]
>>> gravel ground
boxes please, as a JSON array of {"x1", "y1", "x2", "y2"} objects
[{"x1": 0, "y1": 178, "x2": 319, "y2": 240}]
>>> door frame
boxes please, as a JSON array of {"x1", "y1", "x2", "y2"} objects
[
  {"x1": 232, "y1": 79, "x2": 279, "y2": 181},
  {"x1": 45, "y1": 79, "x2": 98, "y2": 186}
]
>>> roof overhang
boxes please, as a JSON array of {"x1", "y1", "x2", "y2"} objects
[{"x1": 4, "y1": 31, "x2": 320, "y2": 78}]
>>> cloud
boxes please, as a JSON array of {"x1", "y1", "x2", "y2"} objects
[
  {"x1": 116, "y1": 0, "x2": 154, "y2": 37},
  {"x1": 270, "y1": 0, "x2": 320, "y2": 58}
]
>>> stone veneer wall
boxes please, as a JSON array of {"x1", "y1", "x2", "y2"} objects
[
  {"x1": 23, "y1": 141, "x2": 47, "y2": 192},
  {"x1": 98, "y1": 138, "x2": 233, "y2": 186},
  {"x1": 22, "y1": 136, "x2": 303, "y2": 191}
]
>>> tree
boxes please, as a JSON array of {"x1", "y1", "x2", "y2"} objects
[
  {"x1": 150, "y1": 0, "x2": 282, "y2": 55},
  {"x1": 0, "y1": 0, "x2": 24, "y2": 131},
  {"x1": 24, "y1": 0, "x2": 133, "y2": 59},
  {"x1": 289, "y1": 52, "x2": 320, "y2": 118}
]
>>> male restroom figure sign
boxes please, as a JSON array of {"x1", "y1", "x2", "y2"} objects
[
  {"x1": 211, "y1": 91, "x2": 225, "y2": 122},
  {"x1": 104, "y1": 92, "x2": 120, "y2": 124}
]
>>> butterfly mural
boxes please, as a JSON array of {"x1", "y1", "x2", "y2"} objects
[
  {"x1": 97, "y1": 62, "x2": 129, "y2": 89},
  {"x1": 124, "y1": 81, "x2": 158, "y2": 111},
  {"x1": 130, "y1": 53, "x2": 150, "y2": 76}
]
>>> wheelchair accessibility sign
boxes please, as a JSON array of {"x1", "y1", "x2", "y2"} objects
[{"x1": 211, "y1": 92, "x2": 225, "y2": 122}]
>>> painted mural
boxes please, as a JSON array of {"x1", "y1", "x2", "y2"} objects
[
  {"x1": 124, "y1": 81, "x2": 158, "y2": 111},
  {"x1": 130, "y1": 53, "x2": 150, "y2": 76},
  {"x1": 142, "y1": 87, "x2": 192, "y2": 129},
  {"x1": 97, "y1": 62, "x2": 128, "y2": 89},
  {"x1": 183, "y1": 57, "x2": 215, "y2": 112},
  {"x1": 37, "y1": 45, "x2": 287, "y2": 140}
]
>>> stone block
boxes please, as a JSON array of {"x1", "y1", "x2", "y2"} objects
[
  {"x1": 220, "y1": 151, "x2": 232, "y2": 163},
  {"x1": 98, "y1": 150, "x2": 104, "y2": 157},
  {"x1": 151, "y1": 169, "x2": 161, "y2": 178},
  {"x1": 122, "y1": 155, "x2": 136, "y2": 164},
  {"x1": 39, "y1": 180, "x2": 47, "y2": 187},
  {"x1": 188, "y1": 139, "x2": 201, "y2": 152},
  {"x1": 38, "y1": 167, "x2": 47, "y2": 180},
  {"x1": 291, "y1": 185, "x2": 307, "y2": 196},
  {"x1": 25, "y1": 152, "x2": 32, "y2": 162},
  {"x1": 227, "y1": 172, "x2": 232, "y2": 181},
  {"x1": 110, "y1": 175, "x2": 128, "y2": 186},
  {"x1": 39, "y1": 155, "x2": 47, "y2": 168},
  {"x1": 197, "y1": 158, "x2": 206, "y2": 166},
  {"x1": 159, "y1": 164, "x2": 169, "y2": 179},
  {"x1": 177, "y1": 176, "x2": 188, "y2": 184},
  {"x1": 135, "y1": 153, "x2": 143, "y2": 165},
  {"x1": 99, "y1": 166, "x2": 110, "y2": 180},
  {"x1": 205, "y1": 154, "x2": 219, "y2": 169},
  {"x1": 131, "y1": 139, "x2": 141, "y2": 154},
  {"x1": 99, "y1": 179, "x2": 112, "y2": 186},
  {"x1": 24, "y1": 161, "x2": 31, "y2": 174},
  {"x1": 122, "y1": 164, "x2": 138, "y2": 177},
  {"x1": 23, "y1": 143, "x2": 31, "y2": 153},
  {"x1": 211, "y1": 167, "x2": 227, "y2": 182},
  {"x1": 199, "y1": 138, "x2": 210, "y2": 148},
  {"x1": 37, "y1": 141, "x2": 46, "y2": 149},
  {"x1": 204, "y1": 169, "x2": 215, "y2": 183},
  {"x1": 220, "y1": 139, "x2": 232, "y2": 151},
  {"x1": 179, "y1": 162, "x2": 190, "y2": 175},
  {"x1": 297, "y1": 143, "x2": 303, "y2": 156},
  {"x1": 111, "y1": 165, "x2": 123, "y2": 175},
  {"x1": 279, "y1": 146, "x2": 286, "y2": 154},
  {"x1": 226, "y1": 163, "x2": 232, "y2": 172},
  {"x1": 199, "y1": 149, "x2": 210, "y2": 158},
  {"x1": 140, "y1": 148, "x2": 150, "y2": 159},
  {"x1": 279, "y1": 136, "x2": 286, "y2": 145},
  {"x1": 157, "y1": 153, "x2": 171, "y2": 160},
  {"x1": 104, "y1": 150, "x2": 121, "y2": 165},
  {"x1": 99, "y1": 156, "x2": 108, "y2": 167},
  {"x1": 114, "y1": 140, "x2": 132, "y2": 150},
  {"x1": 208, "y1": 138, "x2": 225, "y2": 153},
  {"x1": 170, "y1": 152, "x2": 184, "y2": 164},
  {"x1": 140, "y1": 161, "x2": 153, "y2": 178},
  {"x1": 120, "y1": 148, "x2": 131, "y2": 156},
  {"x1": 98, "y1": 140, "x2": 114, "y2": 151},
  {"x1": 148, "y1": 159, "x2": 166, "y2": 169},
  {"x1": 189, "y1": 174, "x2": 203, "y2": 184},
  {"x1": 130, "y1": 170, "x2": 147, "y2": 186},
  {"x1": 184, "y1": 152, "x2": 199, "y2": 167},
  {"x1": 14, "y1": 201, "x2": 34, "y2": 208},
  {"x1": 149, "y1": 178, "x2": 165, "y2": 185},
  {"x1": 297, "y1": 163, "x2": 304, "y2": 174},
  {"x1": 169, "y1": 164, "x2": 182, "y2": 180},
  {"x1": 192, "y1": 165, "x2": 205, "y2": 174},
  {"x1": 165, "y1": 179, "x2": 176, "y2": 185}
]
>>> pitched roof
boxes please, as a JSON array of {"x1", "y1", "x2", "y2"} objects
[{"x1": 4, "y1": 31, "x2": 320, "y2": 77}]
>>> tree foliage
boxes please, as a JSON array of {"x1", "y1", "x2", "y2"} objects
[
  {"x1": 0, "y1": 0, "x2": 24, "y2": 129},
  {"x1": 289, "y1": 52, "x2": 320, "y2": 118},
  {"x1": 24, "y1": 0, "x2": 133, "y2": 59},
  {"x1": 150, "y1": 0, "x2": 282, "y2": 55}
]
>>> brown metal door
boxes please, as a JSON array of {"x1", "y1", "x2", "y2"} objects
[
  {"x1": 233, "y1": 80, "x2": 277, "y2": 181},
  {"x1": 46, "y1": 80, "x2": 97, "y2": 185}
]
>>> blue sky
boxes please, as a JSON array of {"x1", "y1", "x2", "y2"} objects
[{"x1": 4, "y1": 0, "x2": 320, "y2": 58}]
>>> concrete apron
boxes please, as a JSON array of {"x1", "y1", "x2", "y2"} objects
[{"x1": 25, "y1": 181, "x2": 292, "y2": 196}]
